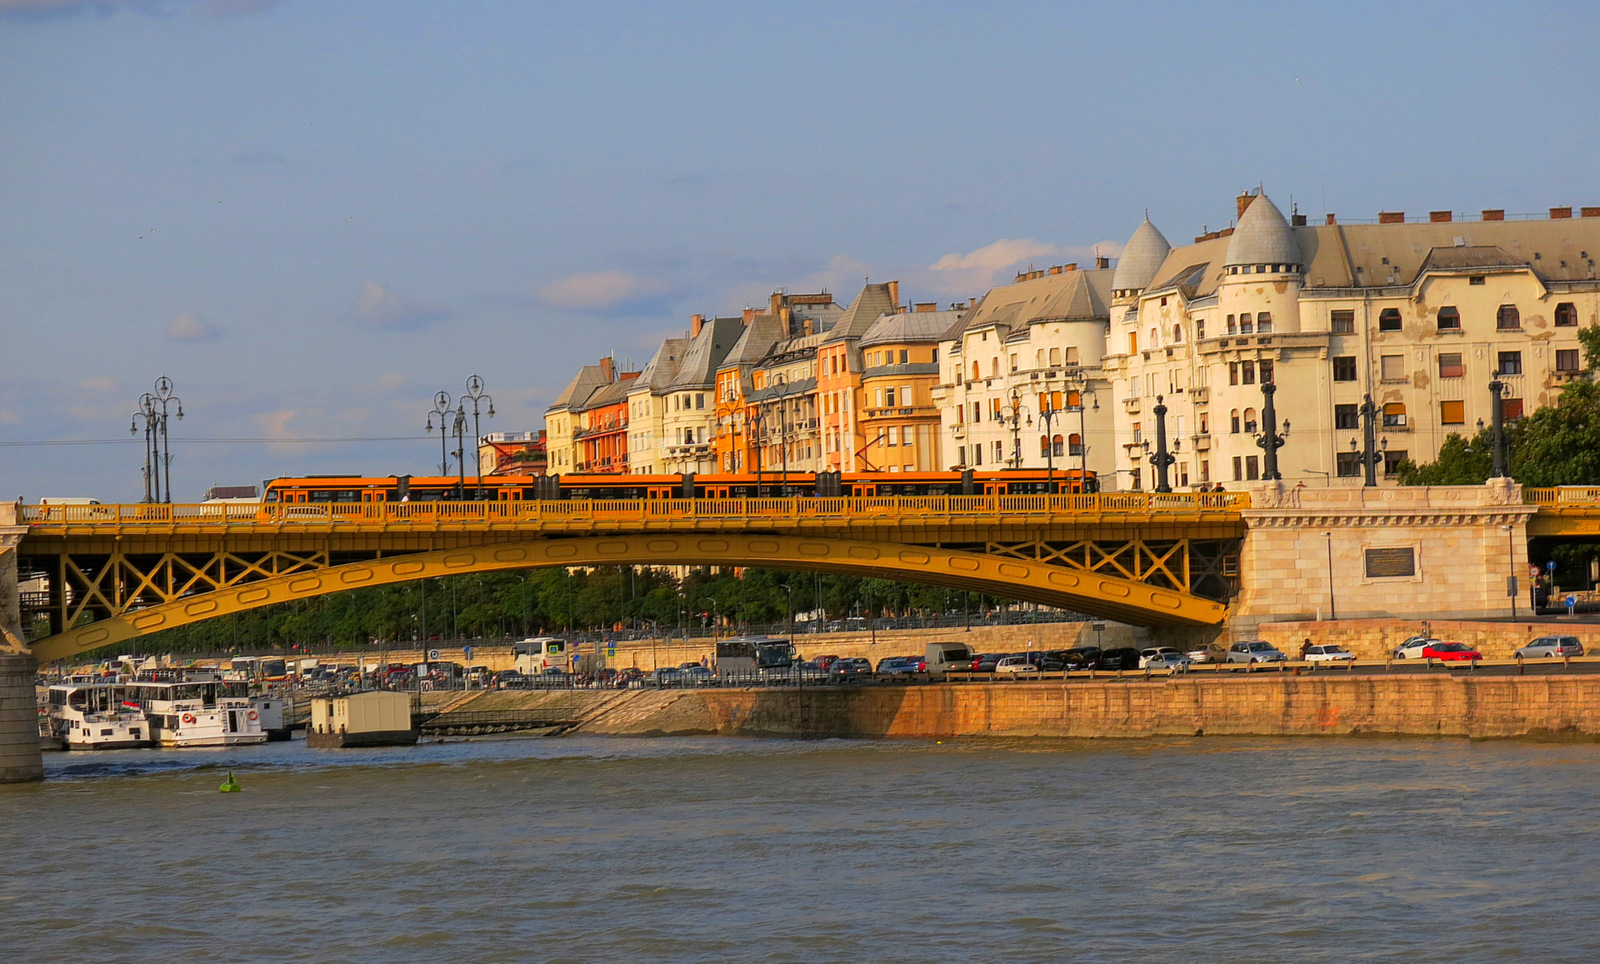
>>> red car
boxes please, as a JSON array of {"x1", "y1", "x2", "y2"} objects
[{"x1": 1422, "y1": 642, "x2": 1483, "y2": 662}]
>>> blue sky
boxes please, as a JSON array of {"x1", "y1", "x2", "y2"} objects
[{"x1": 2, "y1": 0, "x2": 1596, "y2": 499}]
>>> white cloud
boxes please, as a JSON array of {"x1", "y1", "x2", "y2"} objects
[
  {"x1": 346, "y1": 281, "x2": 449, "y2": 330},
  {"x1": 539, "y1": 270, "x2": 669, "y2": 311},
  {"x1": 925, "y1": 237, "x2": 1127, "y2": 295},
  {"x1": 165, "y1": 312, "x2": 219, "y2": 342}
]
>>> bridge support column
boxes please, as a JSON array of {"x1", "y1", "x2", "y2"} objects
[
  {"x1": 1231, "y1": 480, "x2": 1533, "y2": 637},
  {"x1": 0, "y1": 504, "x2": 43, "y2": 782}
]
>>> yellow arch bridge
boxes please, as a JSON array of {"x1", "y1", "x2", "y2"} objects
[{"x1": 15, "y1": 493, "x2": 1252, "y2": 663}]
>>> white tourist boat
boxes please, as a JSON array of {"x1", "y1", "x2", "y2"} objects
[
  {"x1": 46, "y1": 680, "x2": 152, "y2": 750},
  {"x1": 123, "y1": 675, "x2": 268, "y2": 747}
]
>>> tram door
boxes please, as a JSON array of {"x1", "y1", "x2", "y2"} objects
[
  {"x1": 855, "y1": 483, "x2": 878, "y2": 497},
  {"x1": 984, "y1": 481, "x2": 1010, "y2": 495},
  {"x1": 496, "y1": 487, "x2": 522, "y2": 502},
  {"x1": 648, "y1": 485, "x2": 676, "y2": 500},
  {"x1": 703, "y1": 485, "x2": 731, "y2": 499},
  {"x1": 360, "y1": 489, "x2": 386, "y2": 503}
]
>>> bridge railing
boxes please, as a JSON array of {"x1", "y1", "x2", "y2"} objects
[
  {"x1": 1523, "y1": 487, "x2": 1600, "y2": 505},
  {"x1": 20, "y1": 491, "x2": 1252, "y2": 527}
]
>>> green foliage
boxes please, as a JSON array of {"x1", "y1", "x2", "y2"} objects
[
  {"x1": 131, "y1": 565, "x2": 1022, "y2": 656},
  {"x1": 1399, "y1": 325, "x2": 1600, "y2": 487}
]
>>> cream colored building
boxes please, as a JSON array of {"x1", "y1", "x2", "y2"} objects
[
  {"x1": 856, "y1": 307, "x2": 956, "y2": 473},
  {"x1": 543, "y1": 357, "x2": 616, "y2": 475},
  {"x1": 626, "y1": 337, "x2": 686, "y2": 475},
  {"x1": 934, "y1": 262, "x2": 1119, "y2": 483},
  {"x1": 659, "y1": 315, "x2": 744, "y2": 475},
  {"x1": 1104, "y1": 192, "x2": 1600, "y2": 489}
]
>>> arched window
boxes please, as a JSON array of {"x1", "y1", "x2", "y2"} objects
[
  {"x1": 1437, "y1": 306, "x2": 1460, "y2": 330},
  {"x1": 1149, "y1": 327, "x2": 1158, "y2": 348},
  {"x1": 1230, "y1": 410, "x2": 1241, "y2": 434},
  {"x1": 1068, "y1": 433, "x2": 1083, "y2": 456},
  {"x1": 991, "y1": 357, "x2": 1000, "y2": 377},
  {"x1": 1048, "y1": 347, "x2": 1061, "y2": 366},
  {"x1": 1243, "y1": 408, "x2": 1258, "y2": 433},
  {"x1": 1379, "y1": 308, "x2": 1402, "y2": 331},
  {"x1": 971, "y1": 360, "x2": 980, "y2": 381},
  {"x1": 1383, "y1": 402, "x2": 1407, "y2": 428},
  {"x1": 1496, "y1": 305, "x2": 1520, "y2": 330},
  {"x1": 1256, "y1": 311, "x2": 1272, "y2": 333},
  {"x1": 1036, "y1": 349, "x2": 1046, "y2": 367},
  {"x1": 1239, "y1": 313, "x2": 1253, "y2": 334},
  {"x1": 1173, "y1": 324, "x2": 1183, "y2": 343},
  {"x1": 1052, "y1": 434, "x2": 1065, "y2": 458},
  {"x1": 1039, "y1": 435, "x2": 1050, "y2": 458},
  {"x1": 1556, "y1": 302, "x2": 1578, "y2": 327}
]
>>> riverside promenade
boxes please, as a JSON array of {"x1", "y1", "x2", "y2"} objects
[{"x1": 418, "y1": 672, "x2": 1600, "y2": 741}]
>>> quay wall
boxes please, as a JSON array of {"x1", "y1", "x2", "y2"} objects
[{"x1": 425, "y1": 674, "x2": 1600, "y2": 741}]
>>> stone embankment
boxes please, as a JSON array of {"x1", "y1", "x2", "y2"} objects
[{"x1": 420, "y1": 675, "x2": 1600, "y2": 741}]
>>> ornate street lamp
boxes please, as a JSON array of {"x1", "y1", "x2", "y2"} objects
[
  {"x1": 999, "y1": 388, "x2": 1032, "y2": 469},
  {"x1": 1253, "y1": 381, "x2": 1290, "y2": 481},
  {"x1": 1037, "y1": 403, "x2": 1064, "y2": 493},
  {"x1": 1357, "y1": 393, "x2": 1382, "y2": 486},
  {"x1": 1488, "y1": 376, "x2": 1508, "y2": 479},
  {"x1": 427, "y1": 391, "x2": 454, "y2": 484},
  {"x1": 463, "y1": 375, "x2": 496, "y2": 498},
  {"x1": 1146, "y1": 395, "x2": 1177, "y2": 492},
  {"x1": 452, "y1": 402, "x2": 469, "y2": 498},
  {"x1": 130, "y1": 398, "x2": 158, "y2": 503},
  {"x1": 131, "y1": 377, "x2": 183, "y2": 502}
]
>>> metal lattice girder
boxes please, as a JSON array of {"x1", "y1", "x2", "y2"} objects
[
  {"x1": 30, "y1": 534, "x2": 1230, "y2": 663},
  {"x1": 980, "y1": 538, "x2": 1239, "y2": 601}
]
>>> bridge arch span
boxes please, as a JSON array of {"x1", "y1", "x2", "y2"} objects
[{"x1": 30, "y1": 534, "x2": 1227, "y2": 664}]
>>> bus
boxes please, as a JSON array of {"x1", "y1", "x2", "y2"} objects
[
  {"x1": 714, "y1": 636, "x2": 797, "y2": 680},
  {"x1": 513, "y1": 637, "x2": 569, "y2": 674}
]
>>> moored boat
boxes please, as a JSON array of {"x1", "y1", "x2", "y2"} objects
[
  {"x1": 123, "y1": 674, "x2": 267, "y2": 747},
  {"x1": 46, "y1": 680, "x2": 152, "y2": 750}
]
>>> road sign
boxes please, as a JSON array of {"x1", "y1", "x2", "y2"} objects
[
  {"x1": 1529, "y1": 565, "x2": 1541, "y2": 579},
  {"x1": 1567, "y1": 594, "x2": 1578, "y2": 614},
  {"x1": 428, "y1": 648, "x2": 441, "y2": 660},
  {"x1": 463, "y1": 645, "x2": 473, "y2": 660},
  {"x1": 1548, "y1": 560, "x2": 1558, "y2": 572}
]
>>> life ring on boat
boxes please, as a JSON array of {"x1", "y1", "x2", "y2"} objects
[
  {"x1": 181, "y1": 713, "x2": 195, "y2": 724},
  {"x1": 246, "y1": 711, "x2": 258, "y2": 721}
]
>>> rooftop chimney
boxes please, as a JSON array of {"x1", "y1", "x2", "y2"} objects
[
  {"x1": 1325, "y1": 214, "x2": 1337, "y2": 225},
  {"x1": 1430, "y1": 211, "x2": 1453, "y2": 223},
  {"x1": 741, "y1": 307, "x2": 756, "y2": 324},
  {"x1": 691, "y1": 313, "x2": 705, "y2": 337},
  {"x1": 1291, "y1": 213, "x2": 1308, "y2": 226},
  {"x1": 887, "y1": 280, "x2": 900, "y2": 306},
  {"x1": 1236, "y1": 191, "x2": 1257, "y2": 219},
  {"x1": 1049, "y1": 265, "x2": 1062, "y2": 275},
  {"x1": 1378, "y1": 211, "x2": 1405, "y2": 224},
  {"x1": 914, "y1": 302, "x2": 937, "y2": 312},
  {"x1": 1482, "y1": 209, "x2": 1505, "y2": 221},
  {"x1": 1551, "y1": 206, "x2": 1573, "y2": 220},
  {"x1": 1582, "y1": 207, "x2": 1600, "y2": 219},
  {"x1": 599, "y1": 356, "x2": 615, "y2": 381},
  {"x1": 1095, "y1": 255, "x2": 1110, "y2": 269}
]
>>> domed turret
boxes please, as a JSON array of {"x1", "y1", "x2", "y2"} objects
[
  {"x1": 1112, "y1": 218, "x2": 1171, "y2": 297},
  {"x1": 1224, "y1": 193, "x2": 1303, "y2": 270}
]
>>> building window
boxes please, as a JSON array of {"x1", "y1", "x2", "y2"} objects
[
  {"x1": 1039, "y1": 435, "x2": 1050, "y2": 458},
  {"x1": 1333, "y1": 356, "x2": 1358, "y2": 381},
  {"x1": 1380, "y1": 355, "x2": 1405, "y2": 382},
  {"x1": 1557, "y1": 349, "x2": 1581, "y2": 372},
  {"x1": 1497, "y1": 351, "x2": 1523, "y2": 376},
  {"x1": 1196, "y1": 320, "x2": 1206, "y2": 339},
  {"x1": 1129, "y1": 332, "x2": 1138, "y2": 354},
  {"x1": 1470, "y1": 276, "x2": 1486, "y2": 285},
  {"x1": 1226, "y1": 314, "x2": 1237, "y2": 335},
  {"x1": 1504, "y1": 398, "x2": 1524, "y2": 420},
  {"x1": 1331, "y1": 310, "x2": 1355, "y2": 334},
  {"x1": 972, "y1": 444, "x2": 982, "y2": 466},
  {"x1": 993, "y1": 440, "x2": 1004, "y2": 463},
  {"x1": 1556, "y1": 302, "x2": 1578, "y2": 327},
  {"x1": 1383, "y1": 450, "x2": 1407, "y2": 478},
  {"x1": 1440, "y1": 400, "x2": 1465, "y2": 424},
  {"x1": 1259, "y1": 359, "x2": 1274, "y2": 384},
  {"x1": 1256, "y1": 311, "x2": 1272, "y2": 333},
  {"x1": 1230, "y1": 410, "x2": 1240, "y2": 434},
  {"x1": 1336, "y1": 452, "x2": 1362, "y2": 477},
  {"x1": 1242, "y1": 361, "x2": 1256, "y2": 385},
  {"x1": 1437, "y1": 306, "x2": 1460, "y2": 330},
  {"x1": 696, "y1": 393, "x2": 705, "y2": 409},
  {"x1": 1228, "y1": 362, "x2": 1240, "y2": 385},
  {"x1": 1049, "y1": 347, "x2": 1061, "y2": 366},
  {"x1": 1239, "y1": 313, "x2": 1253, "y2": 335},
  {"x1": 1497, "y1": 305, "x2": 1520, "y2": 330},
  {"x1": 991, "y1": 358, "x2": 1000, "y2": 377},
  {"x1": 1010, "y1": 353, "x2": 1018, "y2": 372},
  {"x1": 958, "y1": 447, "x2": 967, "y2": 467},
  {"x1": 900, "y1": 350, "x2": 910, "y2": 364},
  {"x1": 1438, "y1": 353, "x2": 1464, "y2": 378},
  {"x1": 1245, "y1": 456, "x2": 1260, "y2": 480},
  {"x1": 1231, "y1": 457, "x2": 1242, "y2": 481},
  {"x1": 1335, "y1": 404, "x2": 1359, "y2": 430},
  {"x1": 1378, "y1": 308, "x2": 1402, "y2": 331},
  {"x1": 1068, "y1": 433, "x2": 1082, "y2": 456},
  {"x1": 1051, "y1": 435, "x2": 1064, "y2": 457},
  {"x1": 971, "y1": 402, "x2": 981, "y2": 423},
  {"x1": 1243, "y1": 408, "x2": 1258, "y2": 434},
  {"x1": 1382, "y1": 402, "x2": 1407, "y2": 428},
  {"x1": 972, "y1": 361, "x2": 980, "y2": 381}
]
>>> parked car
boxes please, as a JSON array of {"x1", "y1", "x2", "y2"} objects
[
  {"x1": 814, "y1": 655, "x2": 842, "y2": 671},
  {"x1": 1227, "y1": 641, "x2": 1287, "y2": 664},
  {"x1": 1094, "y1": 647, "x2": 1142, "y2": 670},
  {"x1": 1061, "y1": 647, "x2": 1100, "y2": 670},
  {"x1": 876, "y1": 656, "x2": 922, "y2": 675},
  {"x1": 1515, "y1": 636, "x2": 1584, "y2": 659},
  {"x1": 1186, "y1": 643, "x2": 1227, "y2": 664},
  {"x1": 924, "y1": 642, "x2": 975, "y2": 679},
  {"x1": 680, "y1": 665, "x2": 715, "y2": 685},
  {"x1": 1139, "y1": 647, "x2": 1185, "y2": 669},
  {"x1": 1304, "y1": 644, "x2": 1356, "y2": 663},
  {"x1": 647, "y1": 667, "x2": 682, "y2": 685},
  {"x1": 1393, "y1": 637, "x2": 1442, "y2": 660},
  {"x1": 965, "y1": 653, "x2": 1002, "y2": 673},
  {"x1": 494, "y1": 669, "x2": 528, "y2": 688},
  {"x1": 1421, "y1": 642, "x2": 1482, "y2": 662},
  {"x1": 1143, "y1": 651, "x2": 1193, "y2": 671},
  {"x1": 995, "y1": 655, "x2": 1041, "y2": 675},
  {"x1": 829, "y1": 657, "x2": 873, "y2": 680}
]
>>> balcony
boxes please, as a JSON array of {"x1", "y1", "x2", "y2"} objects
[
  {"x1": 1122, "y1": 396, "x2": 1141, "y2": 413},
  {"x1": 1190, "y1": 386, "x2": 1209, "y2": 402},
  {"x1": 1191, "y1": 434, "x2": 1211, "y2": 451},
  {"x1": 950, "y1": 424, "x2": 966, "y2": 439}
]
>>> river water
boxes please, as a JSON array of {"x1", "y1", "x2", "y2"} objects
[{"x1": 4, "y1": 735, "x2": 1599, "y2": 962}]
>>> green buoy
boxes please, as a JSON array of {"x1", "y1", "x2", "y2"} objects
[{"x1": 218, "y1": 770, "x2": 241, "y2": 793}]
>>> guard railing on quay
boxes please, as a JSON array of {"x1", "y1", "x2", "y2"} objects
[{"x1": 20, "y1": 491, "x2": 1251, "y2": 527}]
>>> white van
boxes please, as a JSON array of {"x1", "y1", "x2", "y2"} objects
[{"x1": 923, "y1": 642, "x2": 974, "y2": 679}]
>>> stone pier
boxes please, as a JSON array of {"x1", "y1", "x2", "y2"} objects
[
  {"x1": 0, "y1": 503, "x2": 43, "y2": 783},
  {"x1": 1230, "y1": 480, "x2": 1534, "y2": 636}
]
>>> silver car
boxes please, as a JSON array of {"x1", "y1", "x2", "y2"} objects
[
  {"x1": 1515, "y1": 635, "x2": 1584, "y2": 659},
  {"x1": 1226, "y1": 641, "x2": 1287, "y2": 663}
]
